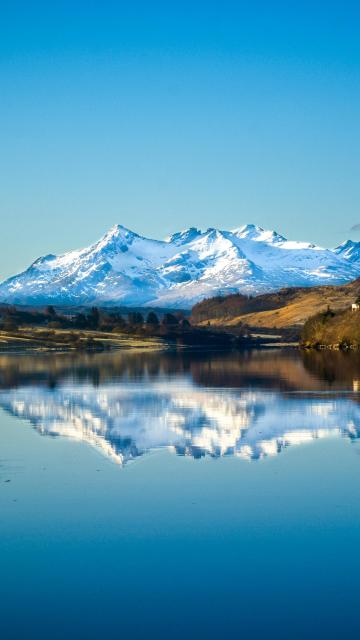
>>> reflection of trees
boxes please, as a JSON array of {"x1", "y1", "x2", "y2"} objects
[
  {"x1": 190, "y1": 351, "x2": 322, "y2": 392},
  {"x1": 0, "y1": 351, "x2": 195, "y2": 389},
  {"x1": 302, "y1": 350, "x2": 360, "y2": 389},
  {"x1": 2, "y1": 349, "x2": 360, "y2": 393}
]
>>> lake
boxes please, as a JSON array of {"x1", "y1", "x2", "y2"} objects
[{"x1": 1, "y1": 348, "x2": 360, "y2": 639}]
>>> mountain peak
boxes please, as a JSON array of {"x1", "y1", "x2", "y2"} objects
[
  {"x1": 233, "y1": 224, "x2": 286, "y2": 243},
  {"x1": 94, "y1": 224, "x2": 141, "y2": 253},
  {"x1": 234, "y1": 223, "x2": 263, "y2": 234},
  {"x1": 334, "y1": 239, "x2": 360, "y2": 260},
  {"x1": 1, "y1": 223, "x2": 360, "y2": 308},
  {"x1": 105, "y1": 223, "x2": 139, "y2": 239},
  {"x1": 335, "y1": 239, "x2": 358, "y2": 249},
  {"x1": 31, "y1": 254, "x2": 57, "y2": 267},
  {"x1": 167, "y1": 227, "x2": 201, "y2": 245}
]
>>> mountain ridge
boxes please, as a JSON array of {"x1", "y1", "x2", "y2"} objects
[{"x1": 1, "y1": 223, "x2": 360, "y2": 308}]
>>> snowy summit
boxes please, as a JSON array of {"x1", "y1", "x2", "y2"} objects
[{"x1": 0, "y1": 223, "x2": 359, "y2": 308}]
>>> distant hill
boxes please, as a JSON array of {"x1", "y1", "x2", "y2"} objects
[{"x1": 191, "y1": 279, "x2": 360, "y2": 331}]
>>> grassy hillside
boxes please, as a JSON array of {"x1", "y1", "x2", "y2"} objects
[
  {"x1": 191, "y1": 279, "x2": 360, "y2": 332},
  {"x1": 301, "y1": 307, "x2": 360, "y2": 348}
]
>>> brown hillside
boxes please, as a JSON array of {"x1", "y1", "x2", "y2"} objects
[
  {"x1": 301, "y1": 307, "x2": 360, "y2": 348},
  {"x1": 191, "y1": 279, "x2": 360, "y2": 330}
]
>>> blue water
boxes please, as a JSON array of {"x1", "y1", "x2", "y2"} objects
[{"x1": 1, "y1": 349, "x2": 360, "y2": 639}]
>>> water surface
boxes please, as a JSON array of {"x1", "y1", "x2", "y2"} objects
[{"x1": 1, "y1": 349, "x2": 360, "y2": 638}]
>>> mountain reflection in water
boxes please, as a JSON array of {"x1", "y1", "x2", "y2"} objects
[{"x1": 1, "y1": 349, "x2": 360, "y2": 464}]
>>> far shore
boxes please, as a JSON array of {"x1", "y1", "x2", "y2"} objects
[
  {"x1": 0, "y1": 325, "x2": 298, "y2": 354},
  {"x1": 0, "y1": 327, "x2": 167, "y2": 353}
]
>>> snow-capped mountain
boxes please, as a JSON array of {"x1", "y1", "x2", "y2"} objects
[{"x1": 1, "y1": 223, "x2": 360, "y2": 308}]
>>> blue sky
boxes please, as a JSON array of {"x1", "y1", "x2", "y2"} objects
[{"x1": 1, "y1": 1, "x2": 360, "y2": 279}]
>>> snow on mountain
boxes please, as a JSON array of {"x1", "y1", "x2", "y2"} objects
[
  {"x1": 1, "y1": 223, "x2": 360, "y2": 308},
  {"x1": 333, "y1": 239, "x2": 360, "y2": 262}
]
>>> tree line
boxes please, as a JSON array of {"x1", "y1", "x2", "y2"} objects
[{"x1": 0, "y1": 304, "x2": 190, "y2": 334}]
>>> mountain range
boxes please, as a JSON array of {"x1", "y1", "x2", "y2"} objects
[{"x1": 1, "y1": 223, "x2": 360, "y2": 308}]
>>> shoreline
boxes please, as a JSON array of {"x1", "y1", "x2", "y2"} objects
[
  {"x1": 0, "y1": 326, "x2": 300, "y2": 354},
  {"x1": 0, "y1": 328, "x2": 167, "y2": 353}
]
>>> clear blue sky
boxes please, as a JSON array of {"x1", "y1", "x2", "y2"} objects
[{"x1": 1, "y1": 0, "x2": 360, "y2": 279}]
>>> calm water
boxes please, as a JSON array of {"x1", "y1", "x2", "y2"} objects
[{"x1": 1, "y1": 348, "x2": 360, "y2": 639}]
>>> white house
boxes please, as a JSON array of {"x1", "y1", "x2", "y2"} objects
[{"x1": 352, "y1": 303, "x2": 360, "y2": 311}]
